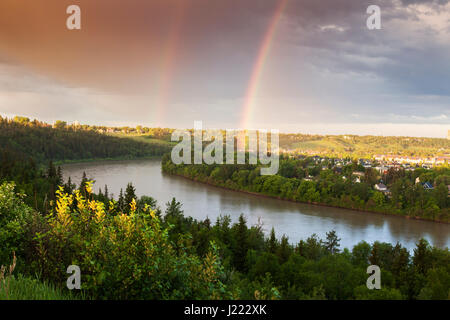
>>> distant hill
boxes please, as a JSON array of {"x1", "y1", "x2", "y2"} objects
[
  {"x1": 279, "y1": 133, "x2": 450, "y2": 159},
  {"x1": 0, "y1": 116, "x2": 171, "y2": 165},
  {"x1": 2, "y1": 115, "x2": 448, "y2": 161}
]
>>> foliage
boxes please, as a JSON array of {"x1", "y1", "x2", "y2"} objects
[
  {"x1": 162, "y1": 154, "x2": 450, "y2": 222},
  {"x1": 0, "y1": 182, "x2": 33, "y2": 267},
  {"x1": 31, "y1": 185, "x2": 229, "y2": 299},
  {"x1": 0, "y1": 116, "x2": 171, "y2": 166}
]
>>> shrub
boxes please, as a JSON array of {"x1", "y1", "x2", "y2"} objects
[
  {"x1": 0, "y1": 182, "x2": 33, "y2": 267},
  {"x1": 33, "y1": 184, "x2": 229, "y2": 299}
]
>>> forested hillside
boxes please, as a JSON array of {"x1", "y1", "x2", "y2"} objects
[{"x1": 0, "y1": 116, "x2": 171, "y2": 165}]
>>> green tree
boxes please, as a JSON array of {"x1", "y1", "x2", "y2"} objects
[
  {"x1": 232, "y1": 214, "x2": 249, "y2": 272},
  {"x1": 323, "y1": 230, "x2": 341, "y2": 254},
  {"x1": 413, "y1": 239, "x2": 432, "y2": 275},
  {"x1": 124, "y1": 182, "x2": 137, "y2": 212},
  {"x1": 267, "y1": 227, "x2": 278, "y2": 254}
]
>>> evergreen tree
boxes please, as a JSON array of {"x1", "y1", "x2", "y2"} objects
[
  {"x1": 104, "y1": 184, "x2": 109, "y2": 200},
  {"x1": 47, "y1": 161, "x2": 56, "y2": 178},
  {"x1": 64, "y1": 176, "x2": 75, "y2": 194},
  {"x1": 233, "y1": 214, "x2": 249, "y2": 272},
  {"x1": 79, "y1": 171, "x2": 88, "y2": 197},
  {"x1": 118, "y1": 188, "x2": 125, "y2": 212},
  {"x1": 124, "y1": 182, "x2": 137, "y2": 213},
  {"x1": 56, "y1": 166, "x2": 63, "y2": 186},
  {"x1": 277, "y1": 235, "x2": 292, "y2": 264},
  {"x1": 323, "y1": 230, "x2": 341, "y2": 254},
  {"x1": 369, "y1": 242, "x2": 381, "y2": 266},
  {"x1": 392, "y1": 243, "x2": 410, "y2": 277},
  {"x1": 165, "y1": 197, "x2": 183, "y2": 218},
  {"x1": 267, "y1": 227, "x2": 278, "y2": 254},
  {"x1": 413, "y1": 239, "x2": 432, "y2": 275}
]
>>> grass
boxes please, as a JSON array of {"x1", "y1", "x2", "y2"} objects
[
  {"x1": 0, "y1": 274, "x2": 84, "y2": 300},
  {"x1": 1, "y1": 254, "x2": 84, "y2": 300}
]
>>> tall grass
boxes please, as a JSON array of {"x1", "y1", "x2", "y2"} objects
[
  {"x1": 0, "y1": 253, "x2": 84, "y2": 300},
  {"x1": 0, "y1": 274, "x2": 83, "y2": 300}
]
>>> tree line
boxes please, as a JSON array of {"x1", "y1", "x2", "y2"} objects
[
  {"x1": 0, "y1": 116, "x2": 171, "y2": 166},
  {"x1": 162, "y1": 154, "x2": 450, "y2": 222}
]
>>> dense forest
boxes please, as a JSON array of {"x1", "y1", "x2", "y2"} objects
[
  {"x1": 162, "y1": 154, "x2": 450, "y2": 222},
  {"x1": 0, "y1": 116, "x2": 171, "y2": 165}
]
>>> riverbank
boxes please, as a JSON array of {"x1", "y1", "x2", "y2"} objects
[{"x1": 164, "y1": 170, "x2": 449, "y2": 225}]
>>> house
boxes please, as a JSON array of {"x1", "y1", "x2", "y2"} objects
[
  {"x1": 374, "y1": 183, "x2": 388, "y2": 192},
  {"x1": 422, "y1": 182, "x2": 434, "y2": 190}
]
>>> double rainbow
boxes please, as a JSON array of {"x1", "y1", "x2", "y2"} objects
[{"x1": 154, "y1": 0, "x2": 288, "y2": 129}]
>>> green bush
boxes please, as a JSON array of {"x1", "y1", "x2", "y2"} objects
[
  {"x1": 0, "y1": 182, "x2": 33, "y2": 267},
  {"x1": 33, "y1": 185, "x2": 230, "y2": 299}
]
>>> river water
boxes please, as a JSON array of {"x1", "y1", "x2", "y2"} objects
[{"x1": 62, "y1": 159, "x2": 450, "y2": 251}]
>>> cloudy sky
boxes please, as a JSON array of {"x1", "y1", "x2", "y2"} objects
[{"x1": 0, "y1": 0, "x2": 449, "y2": 137}]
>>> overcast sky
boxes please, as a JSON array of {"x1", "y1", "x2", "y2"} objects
[{"x1": 0, "y1": 0, "x2": 449, "y2": 137}]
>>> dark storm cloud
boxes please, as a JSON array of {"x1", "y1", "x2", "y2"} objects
[{"x1": 278, "y1": 0, "x2": 450, "y2": 96}]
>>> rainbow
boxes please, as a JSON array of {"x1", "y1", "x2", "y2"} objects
[
  {"x1": 154, "y1": 3, "x2": 186, "y2": 127},
  {"x1": 240, "y1": 0, "x2": 288, "y2": 130}
]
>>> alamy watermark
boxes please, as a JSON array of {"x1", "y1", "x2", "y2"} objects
[
  {"x1": 66, "y1": 265, "x2": 81, "y2": 290},
  {"x1": 171, "y1": 121, "x2": 279, "y2": 175},
  {"x1": 366, "y1": 265, "x2": 381, "y2": 289},
  {"x1": 367, "y1": 5, "x2": 382, "y2": 30}
]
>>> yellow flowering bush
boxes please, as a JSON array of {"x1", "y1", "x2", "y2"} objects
[{"x1": 34, "y1": 183, "x2": 228, "y2": 299}]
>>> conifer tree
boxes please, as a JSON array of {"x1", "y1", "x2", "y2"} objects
[
  {"x1": 268, "y1": 227, "x2": 278, "y2": 254},
  {"x1": 56, "y1": 166, "x2": 63, "y2": 186},
  {"x1": 118, "y1": 188, "x2": 125, "y2": 212},
  {"x1": 323, "y1": 230, "x2": 341, "y2": 254},
  {"x1": 124, "y1": 182, "x2": 137, "y2": 212},
  {"x1": 277, "y1": 235, "x2": 292, "y2": 264},
  {"x1": 104, "y1": 184, "x2": 109, "y2": 200},
  {"x1": 233, "y1": 214, "x2": 249, "y2": 272}
]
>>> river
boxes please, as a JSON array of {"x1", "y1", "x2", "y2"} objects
[{"x1": 62, "y1": 159, "x2": 450, "y2": 251}]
